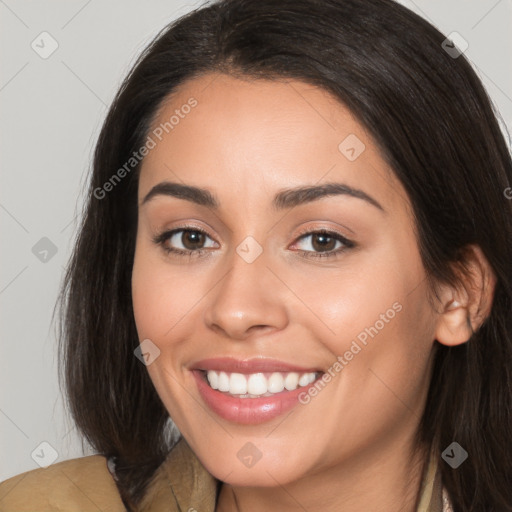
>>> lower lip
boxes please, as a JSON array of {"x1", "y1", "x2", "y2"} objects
[{"x1": 192, "y1": 370, "x2": 322, "y2": 425}]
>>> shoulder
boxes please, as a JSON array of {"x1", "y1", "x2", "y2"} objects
[
  {"x1": 138, "y1": 437, "x2": 219, "y2": 512},
  {"x1": 0, "y1": 455, "x2": 125, "y2": 512}
]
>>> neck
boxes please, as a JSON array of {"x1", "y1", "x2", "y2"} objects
[{"x1": 216, "y1": 436, "x2": 429, "y2": 512}]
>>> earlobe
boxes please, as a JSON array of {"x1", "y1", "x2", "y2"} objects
[
  {"x1": 435, "y1": 298, "x2": 473, "y2": 346},
  {"x1": 434, "y1": 245, "x2": 497, "y2": 347},
  {"x1": 435, "y1": 295, "x2": 473, "y2": 347}
]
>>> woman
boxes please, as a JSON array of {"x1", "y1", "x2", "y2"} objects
[{"x1": 1, "y1": 0, "x2": 511, "y2": 510}]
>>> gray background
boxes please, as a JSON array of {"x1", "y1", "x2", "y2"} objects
[{"x1": 1, "y1": 0, "x2": 511, "y2": 481}]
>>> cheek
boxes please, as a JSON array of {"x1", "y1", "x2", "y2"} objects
[
  {"x1": 131, "y1": 243, "x2": 203, "y2": 411},
  {"x1": 274, "y1": 252, "x2": 419, "y2": 349},
  {"x1": 288, "y1": 271, "x2": 434, "y2": 457},
  {"x1": 131, "y1": 242, "x2": 207, "y2": 342},
  {"x1": 278, "y1": 243, "x2": 435, "y2": 395}
]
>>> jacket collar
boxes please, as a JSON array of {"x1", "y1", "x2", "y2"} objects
[
  {"x1": 139, "y1": 437, "x2": 449, "y2": 512},
  {"x1": 139, "y1": 437, "x2": 219, "y2": 512}
]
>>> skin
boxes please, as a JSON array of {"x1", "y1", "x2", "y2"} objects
[{"x1": 131, "y1": 72, "x2": 495, "y2": 511}]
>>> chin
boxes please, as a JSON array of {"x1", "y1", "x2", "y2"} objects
[{"x1": 196, "y1": 444, "x2": 309, "y2": 487}]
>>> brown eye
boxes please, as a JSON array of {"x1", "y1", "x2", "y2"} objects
[
  {"x1": 311, "y1": 233, "x2": 337, "y2": 252},
  {"x1": 291, "y1": 230, "x2": 355, "y2": 259},
  {"x1": 154, "y1": 228, "x2": 218, "y2": 255},
  {"x1": 181, "y1": 230, "x2": 206, "y2": 250},
  {"x1": 295, "y1": 231, "x2": 347, "y2": 253}
]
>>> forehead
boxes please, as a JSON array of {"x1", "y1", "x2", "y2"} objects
[{"x1": 138, "y1": 72, "x2": 407, "y2": 213}]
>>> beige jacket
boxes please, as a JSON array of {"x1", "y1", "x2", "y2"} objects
[{"x1": 0, "y1": 437, "x2": 452, "y2": 511}]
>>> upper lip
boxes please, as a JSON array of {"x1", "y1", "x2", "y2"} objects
[{"x1": 192, "y1": 357, "x2": 323, "y2": 374}]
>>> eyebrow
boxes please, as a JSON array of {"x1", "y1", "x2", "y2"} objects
[{"x1": 141, "y1": 181, "x2": 385, "y2": 212}]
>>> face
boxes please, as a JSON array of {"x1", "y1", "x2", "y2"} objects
[{"x1": 132, "y1": 72, "x2": 438, "y2": 487}]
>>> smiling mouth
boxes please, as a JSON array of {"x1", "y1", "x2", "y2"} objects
[{"x1": 199, "y1": 369, "x2": 323, "y2": 398}]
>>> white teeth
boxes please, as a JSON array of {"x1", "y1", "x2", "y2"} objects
[
  {"x1": 247, "y1": 373, "x2": 267, "y2": 395},
  {"x1": 267, "y1": 372, "x2": 285, "y2": 394},
  {"x1": 229, "y1": 373, "x2": 247, "y2": 394},
  {"x1": 284, "y1": 372, "x2": 299, "y2": 391},
  {"x1": 205, "y1": 370, "x2": 318, "y2": 397},
  {"x1": 298, "y1": 373, "x2": 310, "y2": 386},
  {"x1": 218, "y1": 371, "x2": 230, "y2": 392},
  {"x1": 208, "y1": 370, "x2": 219, "y2": 389}
]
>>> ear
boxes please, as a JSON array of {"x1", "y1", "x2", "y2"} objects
[{"x1": 434, "y1": 245, "x2": 497, "y2": 347}]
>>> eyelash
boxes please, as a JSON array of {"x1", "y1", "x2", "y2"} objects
[{"x1": 152, "y1": 225, "x2": 355, "y2": 260}]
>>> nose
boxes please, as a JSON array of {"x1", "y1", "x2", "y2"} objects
[{"x1": 203, "y1": 244, "x2": 289, "y2": 341}]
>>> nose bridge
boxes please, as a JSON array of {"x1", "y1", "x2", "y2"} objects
[{"x1": 203, "y1": 237, "x2": 288, "y2": 339}]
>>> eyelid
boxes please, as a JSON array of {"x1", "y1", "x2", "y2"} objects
[
  {"x1": 291, "y1": 225, "x2": 354, "y2": 246},
  {"x1": 153, "y1": 224, "x2": 216, "y2": 240},
  {"x1": 296, "y1": 224, "x2": 346, "y2": 236},
  {"x1": 287, "y1": 226, "x2": 355, "y2": 258},
  {"x1": 153, "y1": 223, "x2": 355, "y2": 260}
]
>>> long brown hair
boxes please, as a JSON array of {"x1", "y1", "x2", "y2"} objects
[{"x1": 59, "y1": 0, "x2": 512, "y2": 509}]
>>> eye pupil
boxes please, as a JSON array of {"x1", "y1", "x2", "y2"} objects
[
  {"x1": 312, "y1": 233, "x2": 336, "y2": 252},
  {"x1": 182, "y1": 230, "x2": 205, "y2": 250}
]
